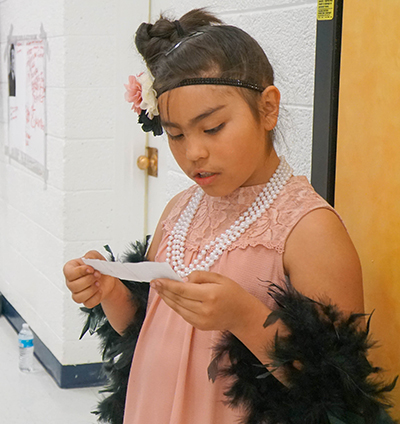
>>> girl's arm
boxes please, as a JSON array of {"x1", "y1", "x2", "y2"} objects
[{"x1": 228, "y1": 207, "x2": 363, "y2": 364}]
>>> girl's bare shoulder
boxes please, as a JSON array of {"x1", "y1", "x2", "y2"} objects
[{"x1": 283, "y1": 208, "x2": 364, "y2": 313}]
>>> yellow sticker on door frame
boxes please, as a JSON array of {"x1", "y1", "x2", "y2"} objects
[{"x1": 317, "y1": 0, "x2": 335, "y2": 21}]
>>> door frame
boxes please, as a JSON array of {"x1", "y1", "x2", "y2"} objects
[{"x1": 311, "y1": 0, "x2": 344, "y2": 206}]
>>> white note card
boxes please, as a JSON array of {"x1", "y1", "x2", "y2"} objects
[{"x1": 81, "y1": 259, "x2": 182, "y2": 282}]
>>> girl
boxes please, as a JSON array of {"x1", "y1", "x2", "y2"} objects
[{"x1": 64, "y1": 9, "x2": 395, "y2": 424}]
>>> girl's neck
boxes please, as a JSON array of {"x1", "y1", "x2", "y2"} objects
[{"x1": 240, "y1": 148, "x2": 280, "y2": 188}]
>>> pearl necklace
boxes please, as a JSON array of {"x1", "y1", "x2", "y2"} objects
[{"x1": 166, "y1": 157, "x2": 293, "y2": 278}]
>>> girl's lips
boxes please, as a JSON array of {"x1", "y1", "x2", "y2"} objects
[{"x1": 193, "y1": 172, "x2": 218, "y2": 186}]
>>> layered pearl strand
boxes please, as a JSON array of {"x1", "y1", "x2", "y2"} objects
[{"x1": 166, "y1": 157, "x2": 293, "y2": 278}]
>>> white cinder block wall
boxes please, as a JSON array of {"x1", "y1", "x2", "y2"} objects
[
  {"x1": 0, "y1": 0, "x2": 317, "y2": 368},
  {"x1": 0, "y1": 1, "x2": 72, "y2": 363},
  {"x1": 0, "y1": 0, "x2": 118, "y2": 365}
]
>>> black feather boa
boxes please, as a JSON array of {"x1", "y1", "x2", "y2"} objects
[
  {"x1": 80, "y1": 245, "x2": 397, "y2": 424},
  {"x1": 79, "y1": 238, "x2": 150, "y2": 424},
  {"x1": 208, "y1": 279, "x2": 397, "y2": 424}
]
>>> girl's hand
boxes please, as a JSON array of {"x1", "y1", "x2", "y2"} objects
[
  {"x1": 150, "y1": 271, "x2": 255, "y2": 332},
  {"x1": 63, "y1": 250, "x2": 118, "y2": 309}
]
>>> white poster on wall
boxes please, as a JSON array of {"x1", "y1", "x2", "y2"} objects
[{"x1": 7, "y1": 37, "x2": 47, "y2": 179}]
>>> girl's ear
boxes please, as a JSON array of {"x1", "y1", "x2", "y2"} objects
[{"x1": 260, "y1": 86, "x2": 280, "y2": 131}]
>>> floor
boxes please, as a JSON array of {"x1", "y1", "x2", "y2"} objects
[{"x1": 0, "y1": 316, "x2": 102, "y2": 424}]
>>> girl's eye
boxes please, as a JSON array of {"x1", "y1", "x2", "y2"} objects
[
  {"x1": 204, "y1": 123, "x2": 225, "y2": 135},
  {"x1": 167, "y1": 133, "x2": 184, "y2": 141}
]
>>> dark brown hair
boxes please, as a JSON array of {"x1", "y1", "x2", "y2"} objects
[{"x1": 135, "y1": 9, "x2": 275, "y2": 121}]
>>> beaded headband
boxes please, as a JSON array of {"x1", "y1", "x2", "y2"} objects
[
  {"x1": 125, "y1": 74, "x2": 266, "y2": 136},
  {"x1": 174, "y1": 78, "x2": 265, "y2": 93}
]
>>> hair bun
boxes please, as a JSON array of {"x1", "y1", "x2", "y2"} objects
[
  {"x1": 173, "y1": 20, "x2": 185, "y2": 37},
  {"x1": 135, "y1": 23, "x2": 152, "y2": 58},
  {"x1": 135, "y1": 8, "x2": 222, "y2": 71}
]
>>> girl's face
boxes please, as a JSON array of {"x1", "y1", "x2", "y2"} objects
[{"x1": 158, "y1": 85, "x2": 279, "y2": 197}]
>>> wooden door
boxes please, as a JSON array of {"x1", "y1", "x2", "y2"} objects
[{"x1": 335, "y1": 0, "x2": 400, "y2": 416}]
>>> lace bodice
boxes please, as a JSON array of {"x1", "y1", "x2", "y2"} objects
[
  {"x1": 125, "y1": 175, "x2": 338, "y2": 424},
  {"x1": 163, "y1": 176, "x2": 334, "y2": 255}
]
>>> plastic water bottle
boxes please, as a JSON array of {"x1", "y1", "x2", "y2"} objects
[{"x1": 18, "y1": 323, "x2": 34, "y2": 372}]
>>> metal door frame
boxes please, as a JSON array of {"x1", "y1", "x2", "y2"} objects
[{"x1": 311, "y1": 0, "x2": 344, "y2": 206}]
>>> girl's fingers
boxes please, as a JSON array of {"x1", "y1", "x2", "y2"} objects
[
  {"x1": 151, "y1": 278, "x2": 205, "y2": 317},
  {"x1": 151, "y1": 275, "x2": 215, "y2": 301},
  {"x1": 158, "y1": 286, "x2": 203, "y2": 313},
  {"x1": 151, "y1": 271, "x2": 225, "y2": 306},
  {"x1": 151, "y1": 279, "x2": 183, "y2": 296},
  {"x1": 158, "y1": 285, "x2": 223, "y2": 332},
  {"x1": 71, "y1": 283, "x2": 101, "y2": 305},
  {"x1": 152, "y1": 276, "x2": 220, "y2": 321},
  {"x1": 64, "y1": 262, "x2": 95, "y2": 283},
  {"x1": 64, "y1": 251, "x2": 109, "y2": 308},
  {"x1": 63, "y1": 251, "x2": 105, "y2": 282},
  {"x1": 82, "y1": 290, "x2": 103, "y2": 309},
  {"x1": 158, "y1": 290, "x2": 201, "y2": 326},
  {"x1": 185, "y1": 271, "x2": 223, "y2": 285},
  {"x1": 152, "y1": 272, "x2": 245, "y2": 332},
  {"x1": 66, "y1": 273, "x2": 97, "y2": 293}
]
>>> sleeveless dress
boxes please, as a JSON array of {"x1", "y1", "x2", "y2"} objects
[{"x1": 123, "y1": 176, "x2": 337, "y2": 424}]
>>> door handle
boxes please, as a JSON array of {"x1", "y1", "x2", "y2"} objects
[{"x1": 137, "y1": 147, "x2": 158, "y2": 177}]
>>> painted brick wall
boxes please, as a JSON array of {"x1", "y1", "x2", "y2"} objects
[
  {"x1": 61, "y1": 0, "x2": 117, "y2": 363},
  {"x1": 0, "y1": 0, "x2": 318, "y2": 366},
  {"x1": 0, "y1": 0, "x2": 118, "y2": 364},
  {"x1": 0, "y1": 0, "x2": 72, "y2": 364}
]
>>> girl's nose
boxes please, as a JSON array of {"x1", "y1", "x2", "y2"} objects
[{"x1": 185, "y1": 139, "x2": 209, "y2": 162}]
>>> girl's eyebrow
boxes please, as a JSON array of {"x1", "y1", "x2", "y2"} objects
[{"x1": 161, "y1": 105, "x2": 226, "y2": 128}]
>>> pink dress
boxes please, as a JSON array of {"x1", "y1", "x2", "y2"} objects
[{"x1": 123, "y1": 176, "x2": 336, "y2": 424}]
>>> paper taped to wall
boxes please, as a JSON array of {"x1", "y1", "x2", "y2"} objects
[{"x1": 81, "y1": 259, "x2": 182, "y2": 282}]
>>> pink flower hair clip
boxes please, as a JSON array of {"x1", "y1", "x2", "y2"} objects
[{"x1": 124, "y1": 72, "x2": 163, "y2": 136}]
